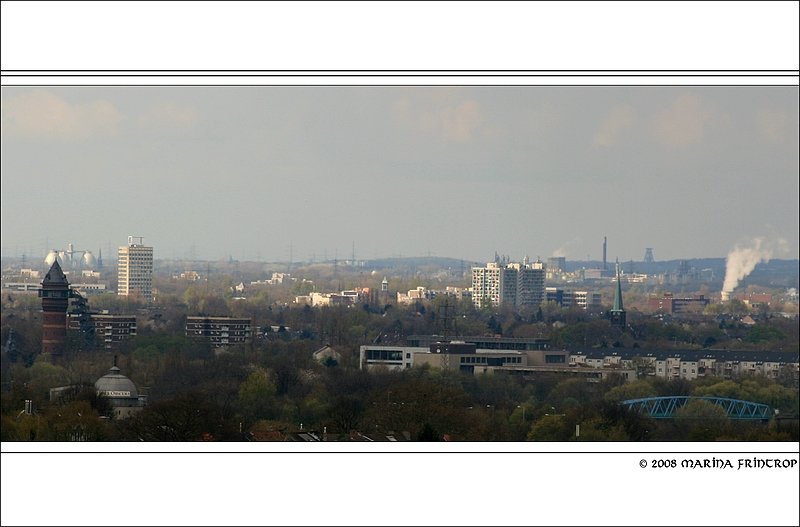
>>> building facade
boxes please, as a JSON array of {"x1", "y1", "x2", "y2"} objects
[
  {"x1": 361, "y1": 337, "x2": 799, "y2": 386},
  {"x1": 38, "y1": 261, "x2": 71, "y2": 360},
  {"x1": 95, "y1": 364, "x2": 147, "y2": 419},
  {"x1": 471, "y1": 261, "x2": 545, "y2": 309},
  {"x1": 513, "y1": 260, "x2": 546, "y2": 308},
  {"x1": 647, "y1": 293, "x2": 710, "y2": 315},
  {"x1": 186, "y1": 316, "x2": 252, "y2": 346},
  {"x1": 568, "y1": 349, "x2": 799, "y2": 384},
  {"x1": 546, "y1": 288, "x2": 602, "y2": 310},
  {"x1": 117, "y1": 236, "x2": 153, "y2": 299},
  {"x1": 68, "y1": 313, "x2": 137, "y2": 350},
  {"x1": 359, "y1": 340, "x2": 625, "y2": 381}
]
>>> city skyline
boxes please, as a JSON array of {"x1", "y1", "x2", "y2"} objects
[
  {"x1": 2, "y1": 3, "x2": 799, "y2": 527},
  {"x1": 2, "y1": 86, "x2": 798, "y2": 264}
]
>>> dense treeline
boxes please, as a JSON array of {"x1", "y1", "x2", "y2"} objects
[
  {"x1": 2, "y1": 286, "x2": 798, "y2": 441},
  {"x1": 2, "y1": 329, "x2": 797, "y2": 441}
]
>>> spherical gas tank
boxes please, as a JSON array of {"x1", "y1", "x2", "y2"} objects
[
  {"x1": 44, "y1": 250, "x2": 62, "y2": 267},
  {"x1": 82, "y1": 251, "x2": 97, "y2": 268}
]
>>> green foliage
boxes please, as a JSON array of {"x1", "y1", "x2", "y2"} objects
[
  {"x1": 527, "y1": 415, "x2": 571, "y2": 441},
  {"x1": 743, "y1": 325, "x2": 786, "y2": 344},
  {"x1": 132, "y1": 344, "x2": 161, "y2": 362},
  {"x1": 3, "y1": 280, "x2": 799, "y2": 442},
  {"x1": 674, "y1": 399, "x2": 731, "y2": 441},
  {"x1": 547, "y1": 378, "x2": 593, "y2": 406},
  {"x1": 27, "y1": 360, "x2": 71, "y2": 400},
  {"x1": 238, "y1": 368, "x2": 277, "y2": 421},
  {"x1": 604, "y1": 380, "x2": 658, "y2": 402},
  {"x1": 692, "y1": 378, "x2": 799, "y2": 414},
  {"x1": 575, "y1": 417, "x2": 628, "y2": 441}
]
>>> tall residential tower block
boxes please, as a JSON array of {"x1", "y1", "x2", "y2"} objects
[
  {"x1": 471, "y1": 259, "x2": 546, "y2": 309},
  {"x1": 117, "y1": 236, "x2": 153, "y2": 299}
]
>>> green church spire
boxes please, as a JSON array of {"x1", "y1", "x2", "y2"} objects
[{"x1": 612, "y1": 261, "x2": 623, "y2": 312}]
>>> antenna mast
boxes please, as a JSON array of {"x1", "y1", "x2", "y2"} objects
[{"x1": 438, "y1": 298, "x2": 456, "y2": 339}]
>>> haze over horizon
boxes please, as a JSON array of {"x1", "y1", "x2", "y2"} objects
[{"x1": 2, "y1": 86, "x2": 797, "y2": 264}]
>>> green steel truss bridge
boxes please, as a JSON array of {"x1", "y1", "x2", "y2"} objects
[{"x1": 620, "y1": 396, "x2": 774, "y2": 420}]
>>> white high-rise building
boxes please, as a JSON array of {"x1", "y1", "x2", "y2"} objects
[
  {"x1": 516, "y1": 259, "x2": 546, "y2": 308},
  {"x1": 472, "y1": 260, "x2": 546, "y2": 309},
  {"x1": 117, "y1": 236, "x2": 153, "y2": 299}
]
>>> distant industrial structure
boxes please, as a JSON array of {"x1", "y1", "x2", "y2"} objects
[
  {"x1": 117, "y1": 236, "x2": 153, "y2": 299},
  {"x1": 44, "y1": 242, "x2": 102, "y2": 271}
]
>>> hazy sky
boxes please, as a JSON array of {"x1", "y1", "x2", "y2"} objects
[{"x1": 1, "y1": 85, "x2": 797, "y2": 264}]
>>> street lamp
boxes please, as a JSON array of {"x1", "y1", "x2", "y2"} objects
[{"x1": 517, "y1": 405, "x2": 526, "y2": 422}]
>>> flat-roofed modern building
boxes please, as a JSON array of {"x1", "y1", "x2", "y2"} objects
[
  {"x1": 472, "y1": 262, "x2": 515, "y2": 308},
  {"x1": 546, "y1": 287, "x2": 602, "y2": 310},
  {"x1": 360, "y1": 341, "x2": 607, "y2": 381},
  {"x1": 359, "y1": 345, "x2": 420, "y2": 371},
  {"x1": 362, "y1": 339, "x2": 799, "y2": 386},
  {"x1": 406, "y1": 334, "x2": 550, "y2": 350},
  {"x1": 472, "y1": 260, "x2": 545, "y2": 309},
  {"x1": 186, "y1": 316, "x2": 252, "y2": 346},
  {"x1": 117, "y1": 236, "x2": 153, "y2": 299},
  {"x1": 512, "y1": 260, "x2": 546, "y2": 308},
  {"x1": 647, "y1": 292, "x2": 710, "y2": 315},
  {"x1": 68, "y1": 313, "x2": 137, "y2": 350}
]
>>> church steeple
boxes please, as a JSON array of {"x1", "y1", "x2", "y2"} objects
[
  {"x1": 610, "y1": 260, "x2": 626, "y2": 328},
  {"x1": 613, "y1": 262, "x2": 623, "y2": 312}
]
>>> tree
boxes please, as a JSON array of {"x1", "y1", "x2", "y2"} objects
[
  {"x1": 604, "y1": 380, "x2": 658, "y2": 403},
  {"x1": 238, "y1": 368, "x2": 277, "y2": 423},
  {"x1": 125, "y1": 391, "x2": 239, "y2": 441},
  {"x1": 674, "y1": 399, "x2": 731, "y2": 441},
  {"x1": 328, "y1": 395, "x2": 365, "y2": 433},
  {"x1": 744, "y1": 325, "x2": 786, "y2": 344},
  {"x1": 574, "y1": 417, "x2": 628, "y2": 441},
  {"x1": 527, "y1": 414, "x2": 571, "y2": 441}
]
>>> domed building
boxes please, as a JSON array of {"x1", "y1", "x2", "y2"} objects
[{"x1": 95, "y1": 363, "x2": 147, "y2": 419}]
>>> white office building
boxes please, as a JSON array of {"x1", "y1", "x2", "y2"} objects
[{"x1": 117, "y1": 236, "x2": 153, "y2": 299}]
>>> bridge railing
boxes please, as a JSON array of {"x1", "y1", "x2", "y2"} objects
[{"x1": 620, "y1": 396, "x2": 774, "y2": 420}]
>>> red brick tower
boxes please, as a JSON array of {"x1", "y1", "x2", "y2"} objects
[{"x1": 39, "y1": 261, "x2": 71, "y2": 362}]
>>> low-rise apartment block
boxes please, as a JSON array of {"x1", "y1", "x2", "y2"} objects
[
  {"x1": 186, "y1": 316, "x2": 252, "y2": 346},
  {"x1": 67, "y1": 313, "x2": 137, "y2": 350}
]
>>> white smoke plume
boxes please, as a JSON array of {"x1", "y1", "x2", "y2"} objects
[
  {"x1": 552, "y1": 238, "x2": 581, "y2": 258},
  {"x1": 721, "y1": 237, "x2": 788, "y2": 299}
]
